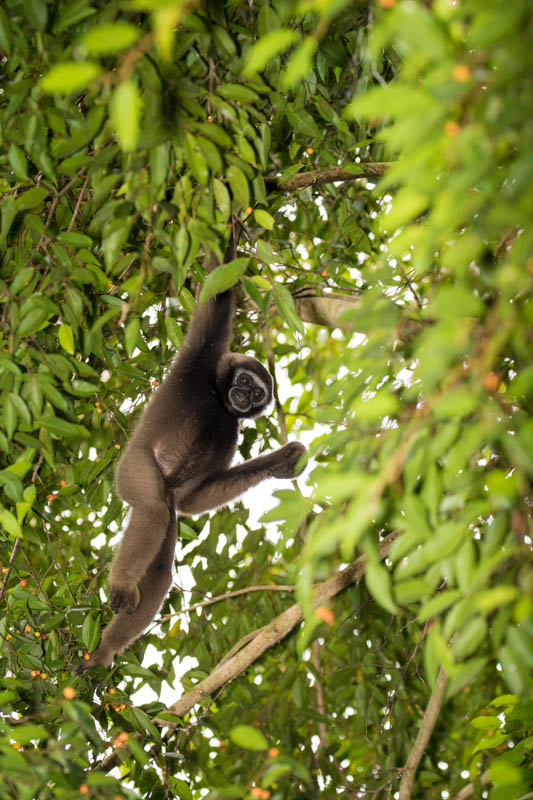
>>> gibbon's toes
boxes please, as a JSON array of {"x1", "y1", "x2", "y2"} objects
[
  {"x1": 272, "y1": 442, "x2": 307, "y2": 479},
  {"x1": 110, "y1": 584, "x2": 141, "y2": 614}
]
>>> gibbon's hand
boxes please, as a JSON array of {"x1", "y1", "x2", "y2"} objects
[{"x1": 270, "y1": 442, "x2": 307, "y2": 479}]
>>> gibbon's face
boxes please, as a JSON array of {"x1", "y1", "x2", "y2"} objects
[{"x1": 227, "y1": 367, "x2": 272, "y2": 418}]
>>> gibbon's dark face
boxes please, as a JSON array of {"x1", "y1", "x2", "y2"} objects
[{"x1": 224, "y1": 357, "x2": 273, "y2": 419}]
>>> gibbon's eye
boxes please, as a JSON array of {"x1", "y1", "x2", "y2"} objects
[
  {"x1": 252, "y1": 388, "x2": 265, "y2": 403},
  {"x1": 237, "y1": 373, "x2": 251, "y2": 387}
]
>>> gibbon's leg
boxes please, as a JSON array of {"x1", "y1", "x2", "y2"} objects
[
  {"x1": 111, "y1": 447, "x2": 170, "y2": 613},
  {"x1": 177, "y1": 442, "x2": 306, "y2": 516},
  {"x1": 80, "y1": 515, "x2": 177, "y2": 669}
]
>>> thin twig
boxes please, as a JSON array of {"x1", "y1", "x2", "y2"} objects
[
  {"x1": 158, "y1": 584, "x2": 295, "y2": 622},
  {"x1": 0, "y1": 538, "x2": 21, "y2": 604},
  {"x1": 66, "y1": 174, "x2": 90, "y2": 232},
  {"x1": 398, "y1": 667, "x2": 448, "y2": 800},
  {"x1": 154, "y1": 531, "x2": 398, "y2": 726}
]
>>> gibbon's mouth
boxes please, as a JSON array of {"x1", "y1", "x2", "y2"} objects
[{"x1": 229, "y1": 386, "x2": 252, "y2": 413}]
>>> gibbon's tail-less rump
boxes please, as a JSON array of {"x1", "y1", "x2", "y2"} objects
[{"x1": 79, "y1": 246, "x2": 307, "y2": 670}]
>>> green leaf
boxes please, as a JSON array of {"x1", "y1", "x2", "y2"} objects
[
  {"x1": 15, "y1": 187, "x2": 49, "y2": 212},
  {"x1": 218, "y1": 83, "x2": 260, "y2": 104},
  {"x1": 40, "y1": 62, "x2": 102, "y2": 94},
  {"x1": 80, "y1": 22, "x2": 140, "y2": 54},
  {"x1": 36, "y1": 416, "x2": 88, "y2": 439},
  {"x1": 165, "y1": 317, "x2": 183, "y2": 349},
  {"x1": 6, "y1": 724, "x2": 48, "y2": 744},
  {"x1": 253, "y1": 209, "x2": 275, "y2": 229},
  {"x1": 286, "y1": 107, "x2": 320, "y2": 138},
  {"x1": 226, "y1": 164, "x2": 250, "y2": 209},
  {"x1": 0, "y1": 507, "x2": 22, "y2": 538},
  {"x1": 365, "y1": 562, "x2": 398, "y2": 614},
  {"x1": 199, "y1": 259, "x2": 249, "y2": 303},
  {"x1": 82, "y1": 612, "x2": 100, "y2": 652},
  {"x1": 58, "y1": 324, "x2": 75, "y2": 354},
  {"x1": 273, "y1": 282, "x2": 304, "y2": 334},
  {"x1": 124, "y1": 317, "x2": 141, "y2": 357},
  {"x1": 229, "y1": 724, "x2": 268, "y2": 751},
  {"x1": 8, "y1": 144, "x2": 28, "y2": 180},
  {"x1": 280, "y1": 36, "x2": 317, "y2": 89},
  {"x1": 110, "y1": 80, "x2": 142, "y2": 152},
  {"x1": 242, "y1": 28, "x2": 298, "y2": 76},
  {"x1": 418, "y1": 589, "x2": 462, "y2": 622},
  {"x1": 23, "y1": 0, "x2": 48, "y2": 30}
]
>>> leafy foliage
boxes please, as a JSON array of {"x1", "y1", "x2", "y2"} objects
[{"x1": 0, "y1": 0, "x2": 532, "y2": 798}]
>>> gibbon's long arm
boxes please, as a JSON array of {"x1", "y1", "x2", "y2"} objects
[{"x1": 176, "y1": 443, "x2": 306, "y2": 516}]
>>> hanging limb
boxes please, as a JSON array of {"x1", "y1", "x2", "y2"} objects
[
  {"x1": 398, "y1": 667, "x2": 449, "y2": 800},
  {"x1": 154, "y1": 530, "x2": 398, "y2": 726}
]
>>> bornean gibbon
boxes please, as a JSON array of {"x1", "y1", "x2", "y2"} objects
[{"x1": 80, "y1": 243, "x2": 306, "y2": 670}]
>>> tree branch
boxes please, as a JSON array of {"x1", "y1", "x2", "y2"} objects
[
  {"x1": 452, "y1": 770, "x2": 490, "y2": 800},
  {"x1": 159, "y1": 583, "x2": 294, "y2": 621},
  {"x1": 398, "y1": 667, "x2": 449, "y2": 800},
  {"x1": 154, "y1": 531, "x2": 398, "y2": 726},
  {"x1": 264, "y1": 163, "x2": 390, "y2": 192}
]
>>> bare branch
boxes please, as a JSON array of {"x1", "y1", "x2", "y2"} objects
[
  {"x1": 452, "y1": 770, "x2": 490, "y2": 800},
  {"x1": 399, "y1": 667, "x2": 449, "y2": 800},
  {"x1": 264, "y1": 163, "x2": 390, "y2": 192},
  {"x1": 159, "y1": 583, "x2": 294, "y2": 621},
  {"x1": 154, "y1": 531, "x2": 398, "y2": 726}
]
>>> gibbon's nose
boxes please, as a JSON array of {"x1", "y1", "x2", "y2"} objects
[{"x1": 229, "y1": 386, "x2": 252, "y2": 411}]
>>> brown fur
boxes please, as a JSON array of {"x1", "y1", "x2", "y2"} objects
[{"x1": 80, "y1": 257, "x2": 306, "y2": 670}]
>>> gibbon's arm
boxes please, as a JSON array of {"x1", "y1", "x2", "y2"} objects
[
  {"x1": 176, "y1": 442, "x2": 306, "y2": 516},
  {"x1": 181, "y1": 288, "x2": 235, "y2": 363}
]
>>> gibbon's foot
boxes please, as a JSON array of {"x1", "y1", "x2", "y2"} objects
[
  {"x1": 109, "y1": 583, "x2": 141, "y2": 614},
  {"x1": 271, "y1": 442, "x2": 307, "y2": 479},
  {"x1": 75, "y1": 652, "x2": 110, "y2": 674}
]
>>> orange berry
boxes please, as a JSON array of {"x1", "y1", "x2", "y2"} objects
[
  {"x1": 83, "y1": 651, "x2": 90, "y2": 661},
  {"x1": 268, "y1": 747, "x2": 279, "y2": 757},
  {"x1": 1, "y1": 567, "x2": 8, "y2": 573},
  {"x1": 207, "y1": 115, "x2": 214, "y2": 123},
  {"x1": 47, "y1": 493, "x2": 57, "y2": 502},
  {"x1": 452, "y1": 64, "x2": 471, "y2": 82},
  {"x1": 306, "y1": 147, "x2": 314, "y2": 155},
  {"x1": 6, "y1": 634, "x2": 12, "y2": 640},
  {"x1": 119, "y1": 703, "x2": 126, "y2": 710},
  {"x1": 63, "y1": 687, "x2": 76, "y2": 700},
  {"x1": 445, "y1": 121, "x2": 460, "y2": 137},
  {"x1": 79, "y1": 785, "x2": 89, "y2": 796},
  {"x1": 483, "y1": 372, "x2": 500, "y2": 392},
  {"x1": 24, "y1": 624, "x2": 31, "y2": 633},
  {"x1": 315, "y1": 606, "x2": 335, "y2": 625},
  {"x1": 40, "y1": 673, "x2": 47, "y2": 679},
  {"x1": 60, "y1": 479, "x2": 67, "y2": 487},
  {"x1": 321, "y1": 270, "x2": 327, "y2": 277},
  {"x1": 115, "y1": 444, "x2": 121, "y2": 450},
  {"x1": 245, "y1": 207, "x2": 253, "y2": 216},
  {"x1": 96, "y1": 408, "x2": 103, "y2": 414},
  {"x1": 30, "y1": 670, "x2": 38, "y2": 678},
  {"x1": 250, "y1": 790, "x2": 263, "y2": 799},
  {"x1": 115, "y1": 731, "x2": 129, "y2": 743},
  {"x1": 20, "y1": 579, "x2": 28, "y2": 588},
  {"x1": 152, "y1": 380, "x2": 159, "y2": 387},
  {"x1": 379, "y1": 0, "x2": 396, "y2": 6},
  {"x1": 34, "y1": 631, "x2": 41, "y2": 638},
  {"x1": 108, "y1": 688, "x2": 116, "y2": 695}
]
